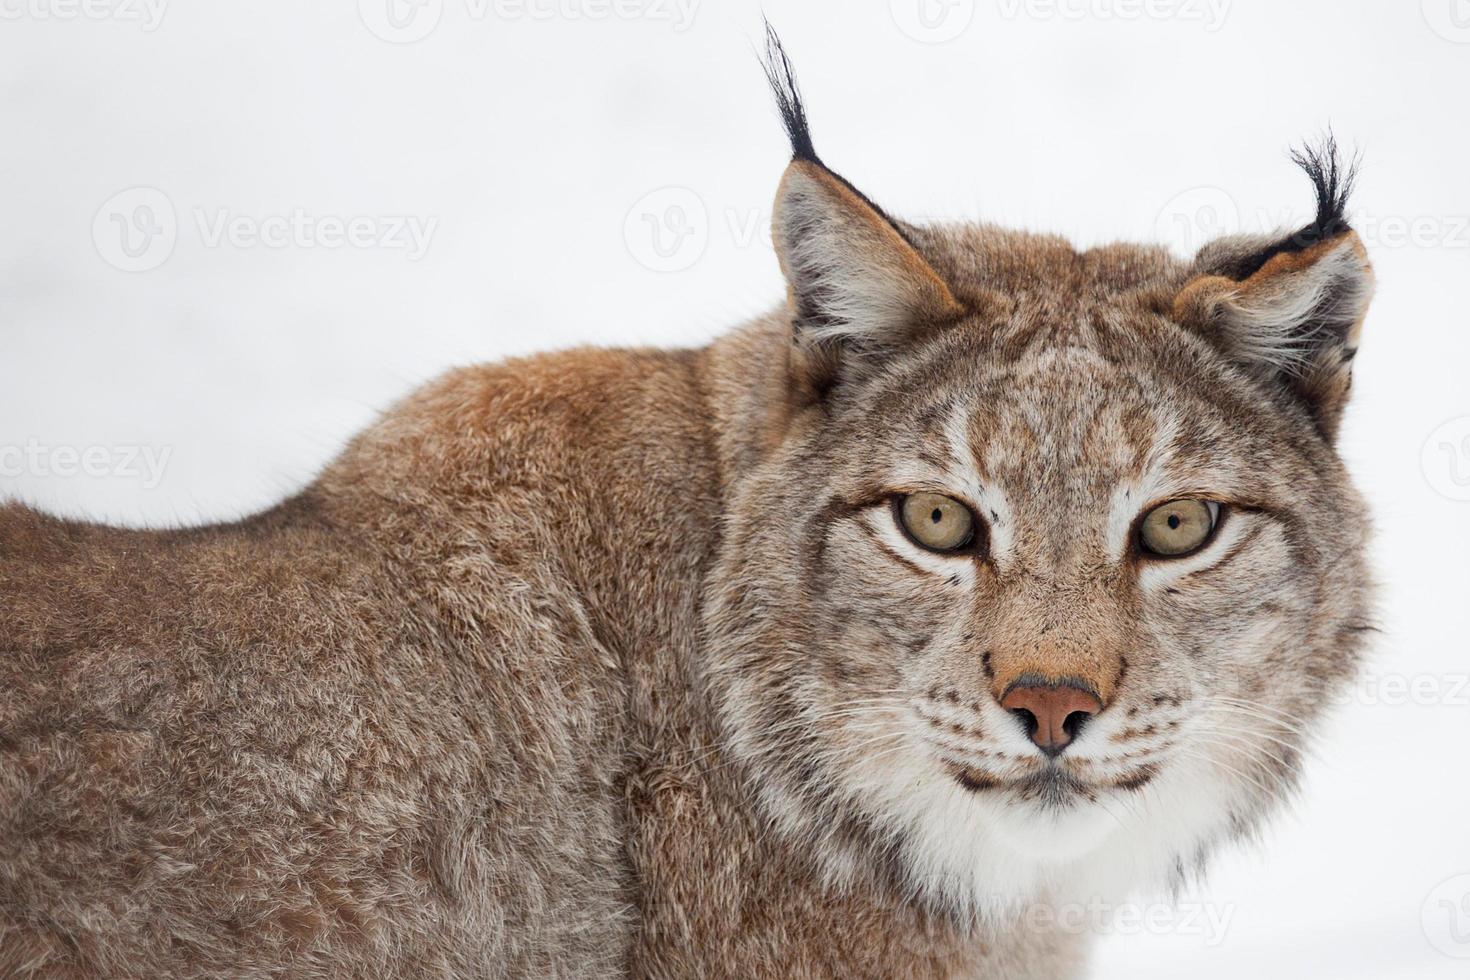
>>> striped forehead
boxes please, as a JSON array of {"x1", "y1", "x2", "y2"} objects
[
  {"x1": 911, "y1": 347, "x2": 1163, "y2": 486},
  {"x1": 894, "y1": 349, "x2": 1181, "y2": 565}
]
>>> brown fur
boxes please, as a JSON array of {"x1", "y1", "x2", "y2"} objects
[{"x1": 2, "y1": 159, "x2": 1374, "y2": 978}]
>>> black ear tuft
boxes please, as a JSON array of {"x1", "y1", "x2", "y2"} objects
[
  {"x1": 1216, "y1": 132, "x2": 1361, "y2": 280},
  {"x1": 1177, "y1": 131, "x2": 1374, "y2": 440},
  {"x1": 760, "y1": 22, "x2": 819, "y2": 164},
  {"x1": 1286, "y1": 132, "x2": 1359, "y2": 250}
]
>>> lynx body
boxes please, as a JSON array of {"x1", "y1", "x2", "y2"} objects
[{"x1": 0, "y1": 34, "x2": 1374, "y2": 980}]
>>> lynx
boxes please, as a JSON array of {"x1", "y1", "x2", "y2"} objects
[{"x1": 0, "y1": 29, "x2": 1374, "y2": 979}]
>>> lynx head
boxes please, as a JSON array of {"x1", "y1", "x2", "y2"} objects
[{"x1": 702, "y1": 28, "x2": 1375, "y2": 919}]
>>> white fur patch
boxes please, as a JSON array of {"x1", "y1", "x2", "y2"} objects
[
  {"x1": 1216, "y1": 239, "x2": 1374, "y2": 375},
  {"x1": 840, "y1": 710, "x2": 1244, "y2": 921}
]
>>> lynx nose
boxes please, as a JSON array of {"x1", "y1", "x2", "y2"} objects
[{"x1": 1000, "y1": 680, "x2": 1103, "y2": 757}]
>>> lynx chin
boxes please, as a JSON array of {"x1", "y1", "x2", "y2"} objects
[{"x1": 0, "y1": 27, "x2": 1375, "y2": 980}]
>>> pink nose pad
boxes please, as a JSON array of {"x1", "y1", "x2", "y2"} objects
[{"x1": 1000, "y1": 682, "x2": 1103, "y2": 757}]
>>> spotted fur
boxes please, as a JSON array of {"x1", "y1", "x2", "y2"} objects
[{"x1": 0, "y1": 36, "x2": 1373, "y2": 980}]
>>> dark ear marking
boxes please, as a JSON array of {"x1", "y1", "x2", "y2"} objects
[
  {"x1": 758, "y1": 21, "x2": 971, "y2": 401},
  {"x1": 760, "y1": 21, "x2": 818, "y2": 165},
  {"x1": 1221, "y1": 132, "x2": 1361, "y2": 280},
  {"x1": 758, "y1": 21, "x2": 912, "y2": 244},
  {"x1": 1173, "y1": 133, "x2": 1373, "y2": 442},
  {"x1": 1287, "y1": 132, "x2": 1358, "y2": 249}
]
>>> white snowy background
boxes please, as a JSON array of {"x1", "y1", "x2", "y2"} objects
[{"x1": 2, "y1": 1, "x2": 1467, "y2": 976}]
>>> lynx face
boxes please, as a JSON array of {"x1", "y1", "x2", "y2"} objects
[{"x1": 703, "y1": 31, "x2": 1374, "y2": 918}]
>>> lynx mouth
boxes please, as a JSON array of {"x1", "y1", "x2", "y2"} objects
[{"x1": 948, "y1": 761, "x2": 1157, "y2": 803}]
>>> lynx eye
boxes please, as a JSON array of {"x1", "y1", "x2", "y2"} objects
[
  {"x1": 1138, "y1": 499, "x2": 1220, "y2": 557},
  {"x1": 897, "y1": 493, "x2": 976, "y2": 553}
]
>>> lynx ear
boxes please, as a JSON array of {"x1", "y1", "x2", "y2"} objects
[
  {"x1": 1173, "y1": 139, "x2": 1374, "y2": 440},
  {"x1": 761, "y1": 26, "x2": 964, "y2": 392}
]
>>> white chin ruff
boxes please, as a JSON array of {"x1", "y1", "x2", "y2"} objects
[{"x1": 852, "y1": 750, "x2": 1242, "y2": 921}]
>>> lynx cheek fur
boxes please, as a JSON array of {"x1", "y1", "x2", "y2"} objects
[{"x1": 1, "y1": 30, "x2": 1375, "y2": 980}]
